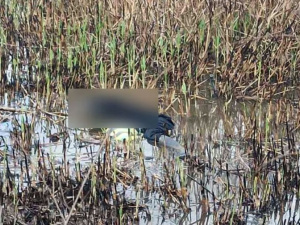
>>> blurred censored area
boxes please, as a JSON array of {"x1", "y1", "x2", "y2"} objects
[{"x1": 68, "y1": 89, "x2": 158, "y2": 128}]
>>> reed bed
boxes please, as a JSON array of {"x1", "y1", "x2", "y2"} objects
[
  {"x1": 0, "y1": 0, "x2": 299, "y2": 99},
  {"x1": 0, "y1": 0, "x2": 300, "y2": 224},
  {"x1": 0, "y1": 89, "x2": 299, "y2": 223}
]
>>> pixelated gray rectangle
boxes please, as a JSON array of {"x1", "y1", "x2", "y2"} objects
[{"x1": 68, "y1": 89, "x2": 158, "y2": 128}]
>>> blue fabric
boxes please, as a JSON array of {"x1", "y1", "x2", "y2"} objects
[{"x1": 141, "y1": 114, "x2": 175, "y2": 146}]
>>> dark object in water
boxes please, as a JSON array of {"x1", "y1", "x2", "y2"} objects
[
  {"x1": 49, "y1": 133, "x2": 60, "y2": 142},
  {"x1": 48, "y1": 132, "x2": 69, "y2": 143},
  {"x1": 138, "y1": 114, "x2": 186, "y2": 158}
]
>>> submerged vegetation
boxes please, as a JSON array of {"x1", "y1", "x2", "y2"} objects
[{"x1": 0, "y1": 0, "x2": 299, "y2": 224}]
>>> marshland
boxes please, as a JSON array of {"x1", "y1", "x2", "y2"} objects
[{"x1": 0, "y1": 0, "x2": 300, "y2": 224}]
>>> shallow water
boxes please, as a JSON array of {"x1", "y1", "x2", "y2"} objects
[{"x1": 0, "y1": 91, "x2": 300, "y2": 224}]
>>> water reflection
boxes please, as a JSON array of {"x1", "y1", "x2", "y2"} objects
[{"x1": 0, "y1": 91, "x2": 299, "y2": 224}]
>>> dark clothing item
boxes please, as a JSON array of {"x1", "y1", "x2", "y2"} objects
[{"x1": 141, "y1": 114, "x2": 175, "y2": 146}]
